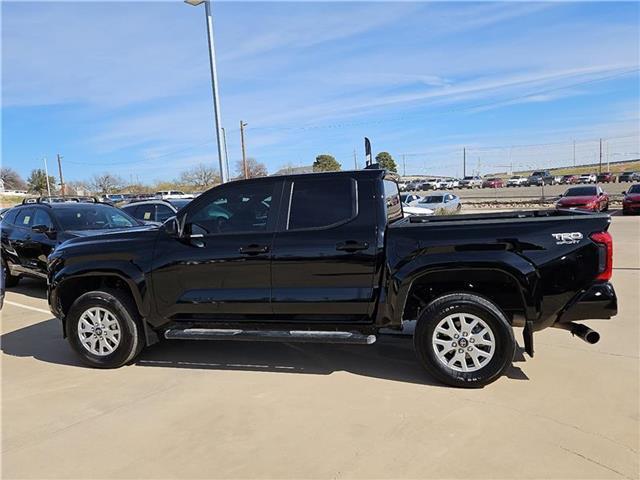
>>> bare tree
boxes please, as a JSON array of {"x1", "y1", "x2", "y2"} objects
[
  {"x1": 90, "y1": 173, "x2": 124, "y2": 194},
  {"x1": 235, "y1": 158, "x2": 268, "y2": 179},
  {"x1": 179, "y1": 164, "x2": 220, "y2": 191},
  {"x1": 1, "y1": 167, "x2": 27, "y2": 190}
]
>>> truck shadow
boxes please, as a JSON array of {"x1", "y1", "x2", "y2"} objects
[
  {"x1": 5, "y1": 277, "x2": 48, "y2": 300},
  {"x1": 1, "y1": 318, "x2": 529, "y2": 387}
]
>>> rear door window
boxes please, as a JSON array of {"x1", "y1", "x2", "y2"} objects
[
  {"x1": 15, "y1": 208, "x2": 34, "y2": 228},
  {"x1": 288, "y1": 177, "x2": 356, "y2": 230},
  {"x1": 156, "y1": 204, "x2": 174, "y2": 223}
]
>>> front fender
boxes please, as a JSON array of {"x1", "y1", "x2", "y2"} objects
[{"x1": 48, "y1": 259, "x2": 150, "y2": 319}]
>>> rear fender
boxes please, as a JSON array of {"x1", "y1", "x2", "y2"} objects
[{"x1": 380, "y1": 252, "x2": 538, "y2": 327}]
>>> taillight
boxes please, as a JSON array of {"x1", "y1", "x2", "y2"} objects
[{"x1": 590, "y1": 231, "x2": 613, "y2": 281}]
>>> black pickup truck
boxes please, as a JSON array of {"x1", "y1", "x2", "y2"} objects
[{"x1": 47, "y1": 169, "x2": 617, "y2": 387}]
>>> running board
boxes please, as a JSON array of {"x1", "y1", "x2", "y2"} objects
[{"x1": 164, "y1": 328, "x2": 376, "y2": 345}]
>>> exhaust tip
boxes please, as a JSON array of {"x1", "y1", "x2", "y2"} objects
[{"x1": 584, "y1": 330, "x2": 600, "y2": 344}]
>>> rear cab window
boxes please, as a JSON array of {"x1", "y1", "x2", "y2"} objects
[{"x1": 287, "y1": 177, "x2": 356, "y2": 230}]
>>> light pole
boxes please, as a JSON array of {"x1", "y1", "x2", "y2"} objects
[{"x1": 184, "y1": 0, "x2": 228, "y2": 183}]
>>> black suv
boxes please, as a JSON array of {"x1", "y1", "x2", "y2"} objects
[{"x1": 1, "y1": 200, "x2": 141, "y2": 286}]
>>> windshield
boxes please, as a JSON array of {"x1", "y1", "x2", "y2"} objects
[
  {"x1": 565, "y1": 187, "x2": 597, "y2": 197},
  {"x1": 420, "y1": 196, "x2": 444, "y2": 203},
  {"x1": 531, "y1": 171, "x2": 545, "y2": 176},
  {"x1": 628, "y1": 185, "x2": 640, "y2": 194},
  {"x1": 56, "y1": 205, "x2": 140, "y2": 230},
  {"x1": 463, "y1": 176, "x2": 474, "y2": 180}
]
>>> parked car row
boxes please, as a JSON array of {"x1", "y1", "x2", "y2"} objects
[{"x1": 397, "y1": 170, "x2": 640, "y2": 191}]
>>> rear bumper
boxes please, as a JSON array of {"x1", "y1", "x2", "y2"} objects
[{"x1": 555, "y1": 282, "x2": 617, "y2": 324}]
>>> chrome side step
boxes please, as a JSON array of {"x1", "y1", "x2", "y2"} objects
[{"x1": 164, "y1": 328, "x2": 376, "y2": 345}]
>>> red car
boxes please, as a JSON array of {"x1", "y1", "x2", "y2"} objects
[
  {"x1": 596, "y1": 172, "x2": 616, "y2": 183},
  {"x1": 556, "y1": 185, "x2": 609, "y2": 212},
  {"x1": 482, "y1": 177, "x2": 504, "y2": 188},
  {"x1": 622, "y1": 184, "x2": 640, "y2": 215},
  {"x1": 560, "y1": 174, "x2": 578, "y2": 184}
]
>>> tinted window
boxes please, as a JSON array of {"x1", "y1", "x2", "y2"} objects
[
  {"x1": 189, "y1": 181, "x2": 274, "y2": 235},
  {"x1": 156, "y1": 205, "x2": 174, "y2": 223},
  {"x1": 288, "y1": 177, "x2": 354, "y2": 230},
  {"x1": 420, "y1": 196, "x2": 444, "y2": 204},
  {"x1": 134, "y1": 204, "x2": 156, "y2": 222},
  {"x1": 15, "y1": 208, "x2": 34, "y2": 228},
  {"x1": 3, "y1": 208, "x2": 18, "y2": 225},
  {"x1": 628, "y1": 185, "x2": 640, "y2": 193},
  {"x1": 56, "y1": 205, "x2": 138, "y2": 230},
  {"x1": 33, "y1": 209, "x2": 54, "y2": 229},
  {"x1": 565, "y1": 187, "x2": 597, "y2": 196},
  {"x1": 383, "y1": 180, "x2": 402, "y2": 223}
]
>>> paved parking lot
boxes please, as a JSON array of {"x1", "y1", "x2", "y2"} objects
[{"x1": 1, "y1": 216, "x2": 638, "y2": 479}]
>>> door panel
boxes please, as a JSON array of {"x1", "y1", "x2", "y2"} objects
[
  {"x1": 271, "y1": 177, "x2": 379, "y2": 321},
  {"x1": 152, "y1": 179, "x2": 283, "y2": 321}
]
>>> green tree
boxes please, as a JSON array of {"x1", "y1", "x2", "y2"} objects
[
  {"x1": 313, "y1": 154, "x2": 341, "y2": 172},
  {"x1": 375, "y1": 152, "x2": 397, "y2": 173},
  {"x1": 27, "y1": 169, "x2": 56, "y2": 194}
]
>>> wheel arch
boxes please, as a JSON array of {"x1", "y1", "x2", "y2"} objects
[{"x1": 396, "y1": 264, "x2": 534, "y2": 327}]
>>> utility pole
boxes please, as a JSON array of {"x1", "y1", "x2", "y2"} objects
[
  {"x1": 221, "y1": 127, "x2": 230, "y2": 181},
  {"x1": 572, "y1": 139, "x2": 576, "y2": 167},
  {"x1": 599, "y1": 138, "x2": 603, "y2": 174},
  {"x1": 57, "y1": 154, "x2": 65, "y2": 197},
  {"x1": 463, "y1": 147, "x2": 466, "y2": 177},
  {"x1": 240, "y1": 121, "x2": 248, "y2": 179},
  {"x1": 43, "y1": 158, "x2": 52, "y2": 197},
  {"x1": 353, "y1": 149, "x2": 358, "y2": 169},
  {"x1": 402, "y1": 154, "x2": 406, "y2": 177}
]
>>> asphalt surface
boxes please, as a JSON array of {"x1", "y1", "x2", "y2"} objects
[{"x1": 1, "y1": 215, "x2": 638, "y2": 479}]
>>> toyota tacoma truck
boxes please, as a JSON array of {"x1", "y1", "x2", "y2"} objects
[{"x1": 47, "y1": 169, "x2": 617, "y2": 387}]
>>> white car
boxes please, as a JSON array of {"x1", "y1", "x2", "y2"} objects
[
  {"x1": 402, "y1": 203, "x2": 434, "y2": 217},
  {"x1": 458, "y1": 176, "x2": 483, "y2": 189},
  {"x1": 400, "y1": 193, "x2": 421, "y2": 204},
  {"x1": 155, "y1": 190, "x2": 193, "y2": 200},
  {"x1": 577, "y1": 173, "x2": 596, "y2": 184},
  {"x1": 506, "y1": 176, "x2": 528, "y2": 187},
  {"x1": 443, "y1": 178, "x2": 460, "y2": 189},
  {"x1": 411, "y1": 192, "x2": 461, "y2": 213}
]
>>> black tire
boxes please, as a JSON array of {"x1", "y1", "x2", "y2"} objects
[
  {"x1": 414, "y1": 292, "x2": 516, "y2": 388},
  {"x1": 66, "y1": 289, "x2": 145, "y2": 368},
  {"x1": 3, "y1": 261, "x2": 20, "y2": 287}
]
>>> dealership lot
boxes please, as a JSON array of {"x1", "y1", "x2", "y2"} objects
[{"x1": 1, "y1": 216, "x2": 638, "y2": 479}]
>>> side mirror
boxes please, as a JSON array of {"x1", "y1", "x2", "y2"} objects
[
  {"x1": 622, "y1": 191, "x2": 626, "y2": 195},
  {"x1": 558, "y1": 193, "x2": 563, "y2": 197}
]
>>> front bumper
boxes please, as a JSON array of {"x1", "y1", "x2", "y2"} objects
[{"x1": 556, "y1": 282, "x2": 617, "y2": 324}]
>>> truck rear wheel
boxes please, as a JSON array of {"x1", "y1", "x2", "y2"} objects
[
  {"x1": 66, "y1": 289, "x2": 144, "y2": 368},
  {"x1": 414, "y1": 293, "x2": 515, "y2": 388}
]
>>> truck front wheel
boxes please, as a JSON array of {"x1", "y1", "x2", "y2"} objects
[
  {"x1": 414, "y1": 293, "x2": 515, "y2": 388},
  {"x1": 66, "y1": 289, "x2": 144, "y2": 368}
]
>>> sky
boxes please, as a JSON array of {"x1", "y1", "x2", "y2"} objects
[{"x1": 2, "y1": 1, "x2": 639, "y2": 183}]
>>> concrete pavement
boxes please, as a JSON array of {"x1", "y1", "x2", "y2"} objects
[{"x1": 1, "y1": 216, "x2": 638, "y2": 479}]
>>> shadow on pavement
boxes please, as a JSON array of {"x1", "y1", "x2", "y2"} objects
[
  {"x1": 6, "y1": 277, "x2": 48, "y2": 300},
  {"x1": 1, "y1": 317, "x2": 529, "y2": 386}
]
